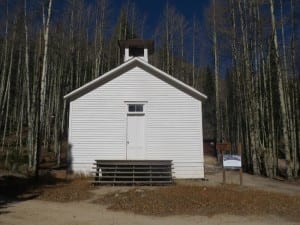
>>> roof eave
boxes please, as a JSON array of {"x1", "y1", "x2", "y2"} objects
[
  {"x1": 137, "y1": 59, "x2": 208, "y2": 101},
  {"x1": 64, "y1": 57, "x2": 207, "y2": 101},
  {"x1": 63, "y1": 57, "x2": 137, "y2": 100}
]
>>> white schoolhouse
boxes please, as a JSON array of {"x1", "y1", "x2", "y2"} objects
[{"x1": 64, "y1": 39, "x2": 207, "y2": 178}]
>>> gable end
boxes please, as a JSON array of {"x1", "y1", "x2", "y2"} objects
[{"x1": 64, "y1": 58, "x2": 207, "y2": 102}]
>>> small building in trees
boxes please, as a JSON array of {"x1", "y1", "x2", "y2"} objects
[{"x1": 64, "y1": 39, "x2": 207, "y2": 179}]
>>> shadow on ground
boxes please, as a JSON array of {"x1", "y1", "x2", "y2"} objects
[{"x1": 0, "y1": 172, "x2": 70, "y2": 214}]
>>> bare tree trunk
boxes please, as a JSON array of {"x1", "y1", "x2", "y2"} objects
[
  {"x1": 94, "y1": 1, "x2": 106, "y2": 78},
  {"x1": 192, "y1": 16, "x2": 196, "y2": 87},
  {"x1": 178, "y1": 15, "x2": 186, "y2": 83},
  {"x1": 0, "y1": 1, "x2": 9, "y2": 111},
  {"x1": 36, "y1": 0, "x2": 53, "y2": 178},
  {"x1": 24, "y1": 0, "x2": 34, "y2": 169},
  {"x1": 3, "y1": 19, "x2": 16, "y2": 166},
  {"x1": 289, "y1": 0, "x2": 299, "y2": 176},
  {"x1": 165, "y1": 4, "x2": 170, "y2": 74},
  {"x1": 269, "y1": 0, "x2": 292, "y2": 178},
  {"x1": 213, "y1": 0, "x2": 220, "y2": 144}
]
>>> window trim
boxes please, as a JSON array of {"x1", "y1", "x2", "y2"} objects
[
  {"x1": 128, "y1": 104, "x2": 144, "y2": 113},
  {"x1": 125, "y1": 101, "x2": 147, "y2": 115}
]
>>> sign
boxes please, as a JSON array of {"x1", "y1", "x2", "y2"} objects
[{"x1": 223, "y1": 154, "x2": 241, "y2": 168}]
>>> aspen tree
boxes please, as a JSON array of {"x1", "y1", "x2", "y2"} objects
[
  {"x1": 269, "y1": 0, "x2": 292, "y2": 178},
  {"x1": 0, "y1": 1, "x2": 9, "y2": 111},
  {"x1": 36, "y1": 0, "x2": 53, "y2": 178},
  {"x1": 212, "y1": 0, "x2": 220, "y2": 144},
  {"x1": 3, "y1": 18, "x2": 16, "y2": 166}
]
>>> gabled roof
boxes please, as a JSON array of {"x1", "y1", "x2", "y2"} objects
[{"x1": 64, "y1": 57, "x2": 207, "y2": 101}]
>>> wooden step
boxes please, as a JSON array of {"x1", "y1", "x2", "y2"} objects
[
  {"x1": 91, "y1": 171, "x2": 172, "y2": 174},
  {"x1": 92, "y1": 175, "x2": 173, "y2": 179},
  {"x1": 91, "y1": 160, "x2": 173, "y2": 186},
  {"x1": 92, "y1": 166, "x2": 173, "y2": 170},
  {"x1": 91, "y1": 180, "x2": 173, "y2": 184},
  {"x1": 94, "y1": 160, "x2": 172, "y2": 166}
]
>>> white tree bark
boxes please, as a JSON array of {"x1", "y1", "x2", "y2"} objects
[
  {"x1": 36, "y1": 0, "x2": 53, "y2": 177},
  {"x1": 40, "y1": 0, "x2": 53, "y2": 125},
  {"x1": 213, "y1": 0, "x2": 220, "y2": 144},
  {"x1": 269, "y1": 0, "x2": 292, "y2": 178}
]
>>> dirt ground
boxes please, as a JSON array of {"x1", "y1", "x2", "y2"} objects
[
  {"x1": 0, "y1": 156, "x2": 299, "y2": 225},
  {"x1": 1, "y1": 199, "x2": 299, "y2": 225},
  {"x1": 97, "y1": 185, "x2": 300, "y2": 219}
]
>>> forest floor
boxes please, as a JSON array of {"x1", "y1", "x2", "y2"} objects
[{"x1": 0, "y1": 156, "x2": 299, "y2": 225}]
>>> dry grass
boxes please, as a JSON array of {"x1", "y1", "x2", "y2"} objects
[
  {"x1": 36, "y1": 177, "x2": 94, "y2": 202},
  {"x1": 96, "y1": 184, "x2": 300, "y2": 221},
  {"x1": 2, "y1": 170, "x2": 299, "y2": 221}
]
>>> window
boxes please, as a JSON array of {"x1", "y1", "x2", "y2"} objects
[{"x1": 128, "y1": 104, "x2": 144, "y2": 113}]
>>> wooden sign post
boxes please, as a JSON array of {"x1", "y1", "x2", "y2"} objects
[
  {"x1": 238, "y1": 143, "x2": 243, "y2": 185},
  {"x1": 216, "y1": 142, "x2": 243, "y2": 186}
]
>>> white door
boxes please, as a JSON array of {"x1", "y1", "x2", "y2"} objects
[{"x1": 126, "y1": 114, "x2": 145, "y2": 159}]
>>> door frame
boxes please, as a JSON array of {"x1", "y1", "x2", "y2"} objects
[{"x1": 124, "y1": 101, "x2": 148, "y2": 160}]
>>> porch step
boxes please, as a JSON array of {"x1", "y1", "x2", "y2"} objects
[{"x1": 91, "y1": 160, "x2": 173, "y2": 185}]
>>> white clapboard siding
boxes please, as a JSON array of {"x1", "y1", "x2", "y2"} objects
[{"x1": 69, "y1": 66, "x2": 204, "y2": 178}]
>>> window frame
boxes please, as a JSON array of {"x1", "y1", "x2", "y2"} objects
[{"x1": 125, "y1": 101, "x2": 147, "y2": 115}]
